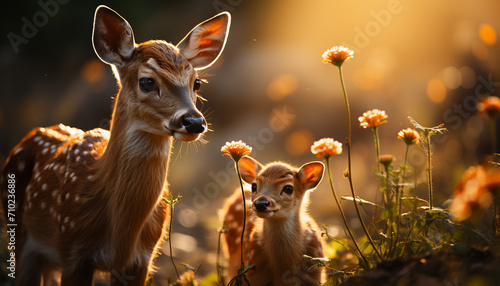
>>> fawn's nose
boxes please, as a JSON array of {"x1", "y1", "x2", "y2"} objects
[
  {"x1": 182, "y1": 116, "x2": 206, "y2": 134},
  {"x1": 254, "y1": 200, "x2": 270, "y2": 212}
]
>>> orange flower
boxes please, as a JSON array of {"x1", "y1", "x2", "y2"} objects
[
  {"x1": 450, "y1": 166, "x2": 500, "y2": 222},
  {"x1": 477, "y1": 96, "x2": 500, "y2": 118},
  {"x1": 322, "y1": 46, "x2": 354, "y2": 67},
  {"x1": 221, "y1": 140, "x2": 252, "y2": 162},
  {"x1": 397, "y1": 128, "x2": 420, "y2": 145},
  {"x1": 378, "y1": 154, "x2": 394, "y2": 167},
  {"x1": 173, "y1": 271, "x2": 196, "y2": 286},
  {"x1": 311, "y1": 138, "x2": 342, "y2": 158},
  {"x1": 358, "y1": 109, "x2": 388, "y2": 129}
]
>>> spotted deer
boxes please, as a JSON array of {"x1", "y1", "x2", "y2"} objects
[
  {"x1": 222, "y1": 156, "x2": 326, "y2": 285},
  {"x1": 1, "y1": 6, "x2": 230, "y2": 285}
]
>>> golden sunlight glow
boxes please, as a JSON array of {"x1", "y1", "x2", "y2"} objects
[
  {"x1": 285, "y1": 129, "x2": 314, "y2": 156},
  {"x1": 266, "y1": 74, "x2": 298, "y2": 101},
  {"x1": 427, "y1": 78, "x2": 447, "y2": 103},
  {"x1": 479, "y1": 24, "x2": 497, "y2": 45}
]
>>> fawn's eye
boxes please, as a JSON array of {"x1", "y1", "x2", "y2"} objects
[
  {"x1": 193, "y1": 78, "x2": 202, "y2": 92},
  {"x1": 251, "y1": 183, "x2": 257, "y2": 193},
  {"x1": 282, "y1": 185, "x2": 293, "y2": 195},
  {"x1": 139, "y1": 77, "x2": 157, "y2": 93}
]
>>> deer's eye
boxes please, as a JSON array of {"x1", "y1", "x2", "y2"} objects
[
  {"x1": 251, "y1": 183, "x2": 257, "y2": 193},
  {"x1": 139, "y1": 77, "x2": 157, "y2": 93},
  {"x1": 282, "y1": 185, "x2": 293, "y2": 195},
  {"x1": 193, "y1": 78, "x2": 202, "y2": 92}
]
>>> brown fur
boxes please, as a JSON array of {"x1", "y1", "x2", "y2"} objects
[{"x1": 222, "y1": 158, "x2": 325, "y2": 286}]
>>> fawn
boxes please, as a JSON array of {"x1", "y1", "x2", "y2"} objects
[
  {"x1": 1, "y1": 6, "x2": 230, "y2": 285},
  {"x1": 222, "y1": 156, "x2": 326, "y2": 285}
]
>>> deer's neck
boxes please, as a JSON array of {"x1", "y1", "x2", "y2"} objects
[
  {"x1": 262, "y1": 209, "x2": 305, "y2": 269},
  {"x1": 94, "y1": 97, "x2": 172, "y2": 267}
]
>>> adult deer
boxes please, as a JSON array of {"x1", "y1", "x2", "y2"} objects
[
  {"x1": 222, "y1": 157, "x2": 325, "y2": 285},
  {"x1": 1, "y1": 6, "x2": 230, "y2": 285}
]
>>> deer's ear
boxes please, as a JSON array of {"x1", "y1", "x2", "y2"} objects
[
  {"x1": 298, "y1": 162, "x2": 324, "y2": 191},
  {"x1": 177, "y1": 12, "x2": 231, "y2": 70},
  {"x1": 92, "y1": 5, "x2": 136, "y2": 66},
  {"x1": 238, "y1": 156, "x2": 262, "y2": 184}
]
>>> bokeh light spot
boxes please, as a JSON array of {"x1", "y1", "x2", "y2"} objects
[
  {"x1": 472, "y1": 41, "x2": 489, "y2": 60},
  {"x1": 479, "y1": 24, "x2": 496, "y2": 45},
  {"x1": 81, "y1": 60, "x2": 108, "y2": 93},
  {"x1": 266, "y1": 74, "x2": 298, "y2": 101},
  {"x1": 441, "y1": 66, "x2": 462, "y2": 89},
  {"x1": 459, "y1": 66, "x2": 477, "y2": 89},
  {"x1": 284, "y1": 129, "x2": 314, "y2": 156},
  {"x1": 427, "y1": 78, "x2": 446, "y2": 103}
]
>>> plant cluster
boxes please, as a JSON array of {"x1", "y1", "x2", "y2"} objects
[{"x1": 165, "y1": 47, "x2": 500, "y2": 286}]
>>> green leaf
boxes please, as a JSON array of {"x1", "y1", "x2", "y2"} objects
[
  {"x1": 401, "y1": 197, "x2": 428, "y2": 210},
  {"x1": 341, "y1": 196, "x2": 382, "y2": 207},
  {"x1": 200, "y1": 273, "x2": 219, "y2": 286}
]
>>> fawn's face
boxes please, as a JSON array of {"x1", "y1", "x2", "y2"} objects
[
  {"x1": 92, "y1": 6, "x2": 230, "y2": 141},
  {"x1": 239, "y1": 157, "x2": 324, "y2": 220}
]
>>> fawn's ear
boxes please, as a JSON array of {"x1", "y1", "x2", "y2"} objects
[
  {"x1": 93, "y1": 5, "x2": 136, "y2": 66},
  {"x1": 177, "y1": 12, "x2": 231, "y2": 70},
  {"x1": 238, "y1": 156, "x2": 262, "y2": 184},
  {"x1": 298, "y1": 162, "x2": 324, "y2": 191}
]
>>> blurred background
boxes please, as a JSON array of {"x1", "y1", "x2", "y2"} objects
[{"x1": 1, "y1": 0, "x2": 499, "y2": 283}]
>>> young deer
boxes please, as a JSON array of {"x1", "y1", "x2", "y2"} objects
[
  {"x1": 222, "y1": 156, "x2": 325, "y2": 286},
  {"x1": 1, "y1": 6, "x2": 230, "y2": 285}
]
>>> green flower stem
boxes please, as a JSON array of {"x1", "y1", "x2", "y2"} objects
[
  {"x1": 402, "y1": 145, "x2": 410, "y2": 185},
  {"x1": 383, "y1": 164, "x2": 394, "y2": 258},
  {"x1": 234, "y1": 161, "x2": 248, "y2": 278},
  {"x1": 426, "y1": 136, "x2": 433, "y2": 210},
  {"x1": 373, "y1": 127, "x2": 381, "y2": 172},
  {"x1": 325, "y1": 158, "x2": 369, "y2": 266},
  {"x1": 338, "y1": 66, "x2": 383, "y2": 262},
  {"x1": 168, "y1": 202, "x2": 180, "y2": 279},
  {"x1": 490, "y1": 117, "x2": 497, "y2": 154}
]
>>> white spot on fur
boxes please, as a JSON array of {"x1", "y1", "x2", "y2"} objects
[
  {"x1": 76, "y1": 156, "x2": 81, "y2": 163},
  {"x1": 18, "y1": 161, "x2": 25, "y2": 172},
  {"x1": 75, "y1": 195, "x2": 80, "y2": 202},
  {"x1": 226, "y1": 214, "x2": 234, "y2": 222},
  {"x1": 234, "y1": 204, "x2": 243, "y2": 211},
  {"x1": 33, "y1": 192, "x2": 38, "y2": 198},
  {"x1": 33, "y1": 136, "x2": 41, "y2": 142},
  {"x1": 83, "y1": 150, "x2": 89, "y2": 156},
  {"x1": 13, "y1": 147, "x2": 23, "y2": 155},
  {"x1": 42, "y1": 148, "x2": 49, "y2": 155},
  {"x1": 88, "y1": 175, "x2": 94, "y2": 180},
  {"x1": 42, "y1": 184, "x2": 47, "y2": 191},
  {"x1": 63, "y1": 217, "x2": 69, "y2": 224},
  {"x1": 70, "y1": 221, "x2": 75, "y2": 229},
  {"x1": 51, "y1": 190, "x2": 57, "y2": 197},
  {"x1": 65, "y1": 193, "x2": 70, "y2": 200},
  {"x1": 41, "y1": 202, "x2": 46, "y2": 210},
  {"x1": 61, "y1": 225, "x2": 65, "y2": 232},
  {"x1": 43, "y1": 142, "x2": 50, "y2": 147},
  {"x1": 72, "y1": 176, "x2": 77, "y2": 182}
]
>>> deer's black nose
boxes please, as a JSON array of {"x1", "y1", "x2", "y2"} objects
[
  {"x1": 254, "y1": 200, "x2": 270, "y2": 212},
  {"x1": 182, "y1": 116, "x2": 206, "y2": 134}
]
